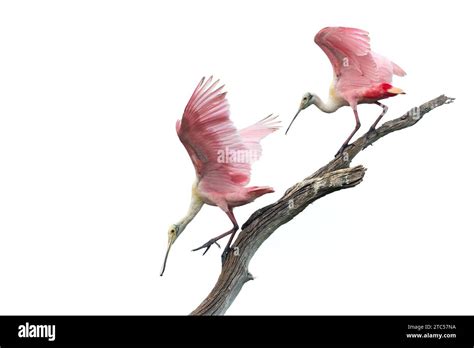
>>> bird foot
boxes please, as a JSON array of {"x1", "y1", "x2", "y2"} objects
[
  {"x1": 334, "y1": 143, "x2": 353, "y2": 158},
  {"x1": 221, "y1": 247, "x2": 232, "y2": 265},
  {"x1": 366, "y1": 127, "x2": 379, "y2": 139},
  {"x1": 192, "y1": 238, "x2": 221, "y2": 255}
]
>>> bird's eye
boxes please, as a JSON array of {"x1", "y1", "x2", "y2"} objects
[{"x1": 171, "y1": 229, "x2": 175, "y2": 234}]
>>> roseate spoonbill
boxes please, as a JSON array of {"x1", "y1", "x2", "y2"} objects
[
  {"x1": 160, "y1": 76, "x2": 279, "y2": 276},
  {"x1": 285, "y1": 27, "x2": 406, "y2": 156}
]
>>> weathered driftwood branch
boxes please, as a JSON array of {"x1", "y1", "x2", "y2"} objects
[{"x1": 191, "y1": 95, "x2": 455, "y2": 315}]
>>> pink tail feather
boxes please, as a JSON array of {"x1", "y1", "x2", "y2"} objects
[{"x1": 246, "y1": 186, "x2": 274, "y2": 199}]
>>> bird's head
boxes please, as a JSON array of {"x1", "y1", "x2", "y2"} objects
[
  {"x1": 299, "y1": 92, "x2": 315, "y2": 110},
  {"x1": 285, "y1": 92, "x2": 315, "y2": 135},
  {"x1": 160, "y1": 223, "x2": 183, "y2": 276}
]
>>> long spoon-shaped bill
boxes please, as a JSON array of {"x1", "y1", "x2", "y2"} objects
[
  {"x1": 285, "y1": 109, "x2": 302, "y2": 135},
  {"x1": 160, "y1": 241, "x2": 172, "y2": 276}
]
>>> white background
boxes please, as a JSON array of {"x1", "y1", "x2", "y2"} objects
[{"x1": 1, "y1": 0, "x2": 473, "y2": 315}]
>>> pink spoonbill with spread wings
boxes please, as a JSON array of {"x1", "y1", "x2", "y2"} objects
[
  {"x1": 285, "y1": 27, "x2": 406, "y2": 156},
  {"x1": 160, "y1": 77, "x2": 280, "y2": 276}
]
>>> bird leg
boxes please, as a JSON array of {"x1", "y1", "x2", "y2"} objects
[
  {"x1": 368, "y1": 102, "x2": 388, "y2": 133},
  {"x1": 220, "y1": 209, "x2": 239, "y2": 264},
  {"x1": 192, "y1": 209, "x2": 239, "y2": 262},
  {"x1": 335, "y1": 107, "x2": 360, "y2": 157},
  {"x1": 192, "y1": 228, "x2": 234, "y2": 255}
]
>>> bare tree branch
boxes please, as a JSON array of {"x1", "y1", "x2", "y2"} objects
[{"x1": 191, "y1": 95, "x2": 455, "y2": 315}]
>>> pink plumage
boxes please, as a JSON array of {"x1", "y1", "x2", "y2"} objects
[
  {"x1": 177, "y1": 77, "x2": 279, "y2": 197},
  {"x1": 161, "y1": 76, "x2": 279, "y2": 275},
  {"x1": 286, "y1": 27, "x2": 406, "y2": 156}
]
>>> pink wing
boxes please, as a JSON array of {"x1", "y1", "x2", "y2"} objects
[
  {"x1": 239, "y1": 114, "x2": 280, "y2": 163},
  {"x1": 176, "y1": 77, "x2": 252, "y2": 193},
  {"x1": 315, "y1": 27, "x2": 405, "y2": 99},
  {"x1": 372, "y1": 52, "x2": 407, "y2": 83},
  {"x1": 315, "y1": 27, "x2": 378, "y2": 82}
]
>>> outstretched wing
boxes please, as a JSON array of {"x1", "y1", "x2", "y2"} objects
[
  {"x1": 315, "y1": 27, "x2": 377, "y2": 80},
  {"x1": 372, "y1": 52, "x2": 407, "y2": 83},
  {"x1": 315, "y1": 27, "x2": 406, "y2": 97},
  {"x1": 176, "y1": 77, "x2": 251, "y2": 193},
  {"x1": 238, "y1": 114, "x2": 280, "y2": 163}
]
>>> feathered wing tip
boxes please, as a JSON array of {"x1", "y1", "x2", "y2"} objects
[
  {"x1": 239, "y1": 114, "x2": 280, "y2": 143},
  {"x1": 391, "y1": 62, "x2": 407, "y2": 77},
  {"x1": 242, "y1": 114, "x2": 281, "y2": 136},
  {"x1": 256, "y1": 114, "x2": 281, "y2": 131},
  {"x1": 184, "y1": 76, "x2": 227, "y2": 115},
  {"x1": 238, "y1": 114, "x2": 280, "y2": 164},
  {"x1": 315, "y1": 26, "x2": 379, "y2": 82},
  {"x1": 178, "y1": 76, "x2": 224, "y2": 134},
  {"x1": 316, "y1": 27, "x2": 372, "y2": 56}
]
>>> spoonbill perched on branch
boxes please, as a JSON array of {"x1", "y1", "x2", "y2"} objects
[
  {"x1": 160, "y1": 77, "x2": 279, "y2": 276},
  {"x1": 285, "y1": 27, "x2": 406, "y2": 156}
]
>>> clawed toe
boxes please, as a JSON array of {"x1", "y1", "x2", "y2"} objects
[{"x1": 192, "y1": 239, "x2": 221, "y2": 255}]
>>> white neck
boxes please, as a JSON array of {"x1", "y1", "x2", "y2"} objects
[
  {"x1": 177, "y1": 191, "x2": 204, "y2": 232},
  {"x1": 312, "y1": 94, "x2": 342, "y2": 113}
]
